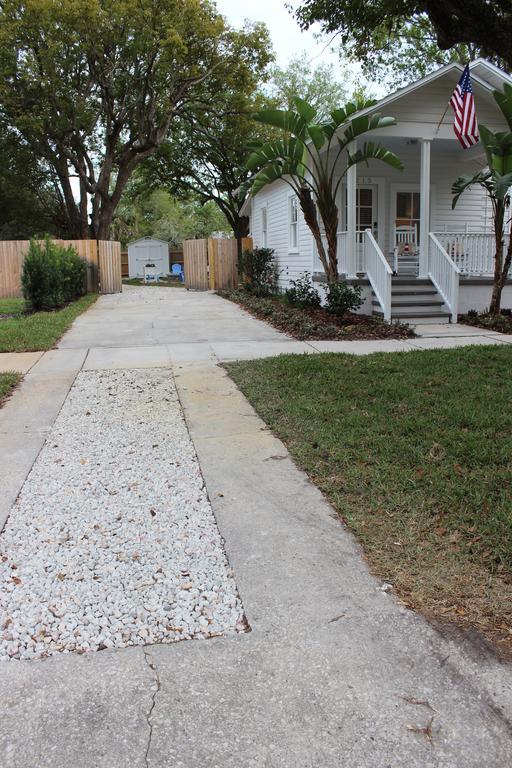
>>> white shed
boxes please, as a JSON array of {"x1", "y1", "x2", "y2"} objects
[{"x1": 128, "y1": 237, "x2": 169, "y2": 278}]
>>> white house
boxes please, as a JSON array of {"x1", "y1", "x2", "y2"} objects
[{"x1": 244, "y1": 59, "x2": 512, "y2": 323}]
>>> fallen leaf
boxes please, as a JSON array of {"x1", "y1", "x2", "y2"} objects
[
  {"x1": 406, "y1": 716, "x2": 435, "y2": 743},
  {"x1": 397, "y1": 695, "x2": 439, "y2": 714}
]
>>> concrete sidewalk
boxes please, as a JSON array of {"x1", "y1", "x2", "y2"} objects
[{"x1": 1, "y1": 286, "x2": 511, "y2": 767}]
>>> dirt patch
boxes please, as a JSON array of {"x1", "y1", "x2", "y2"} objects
[{"x1": 219, "y1": 290, "x2": 415, "y2": 340}]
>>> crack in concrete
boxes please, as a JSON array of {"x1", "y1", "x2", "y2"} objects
[{"x1": 142, "y1": 646, "x2": 161, "y2": 768}]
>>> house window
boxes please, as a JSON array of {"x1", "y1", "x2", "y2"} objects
[
  {"x1": 289, "y1": 196, "x2": 298, "y2": 250},
  {"x1": 261, "y1": 207, "x2": 268, "y2": 247},
  {"x1": 344, "y1": 187, "x2": 375, "y2": 232},
  {"x1": 357, "y1": 188, "x2": 373, "y2": 231},
  {"x1": 396, "y1": 191, "x2": 420, "y2": 240}
]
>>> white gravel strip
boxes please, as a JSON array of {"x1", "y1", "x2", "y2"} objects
[{"x1": 0, "y1": 368, "x2": 245, "y2": 661}]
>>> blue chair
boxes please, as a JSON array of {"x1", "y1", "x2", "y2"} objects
[{"x1": 171, "y1": 263, "x2": 185, "y2": 283}]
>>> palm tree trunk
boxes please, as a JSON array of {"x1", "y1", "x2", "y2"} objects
[
  {"x1": 298, "y1": 189, "x2": 332, "y2": 280},
  {"x1": 490, "y1": 202, "x2": 506, "y2": 314},
  {"x1": 490, "y1": 218, "x2": 512, "y2": 314}
]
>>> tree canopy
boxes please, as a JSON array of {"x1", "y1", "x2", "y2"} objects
[
  {"x1": 0, "y1": 119, "x2": 65, "y2": 238},
  {"x1": 111, "y1": 186, "x2": 229, "y2": 248},
  {"x1": 0, "y1": 0, "x2": 269, "y2": 240},
  {"x1": 295, "y1": 1, "x2": 512, "y2": 72},
  {"x1": 333, "y1": 16, "x2": 509, "y2": 90},
  {"x1": 266, "y1": 55, "x2": 349, "y2": 120},
  {"x1": 137, "y1": 21, "x2": 273, "y2": 254}
]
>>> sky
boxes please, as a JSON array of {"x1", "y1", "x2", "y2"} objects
[{"x1": 215, "y1": 0, "x2": 339, "y2": 68}]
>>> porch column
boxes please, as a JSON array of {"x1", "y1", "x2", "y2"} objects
[
  {"x1": 418, "y1": 138, "x2": 431, "y2": 278},
  {"x1": 346, "y1": 140, "x2": 357, "y2": 278}
]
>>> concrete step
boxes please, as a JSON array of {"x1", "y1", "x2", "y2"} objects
[{"x1": 374, "y1": 309, "x2": 451, "y2": 324}]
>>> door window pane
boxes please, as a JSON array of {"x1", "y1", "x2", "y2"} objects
[{"x1": 395, "y1": 191, "x2": 420, "y2": 242}]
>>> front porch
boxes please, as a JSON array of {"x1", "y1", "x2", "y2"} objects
[{"x1": 314, "y1": 135, "x2": 505, "y2": 323}]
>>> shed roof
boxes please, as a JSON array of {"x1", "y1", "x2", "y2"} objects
[{"x1": 127, "y1": 236, "x2": 169, "y2": 246}]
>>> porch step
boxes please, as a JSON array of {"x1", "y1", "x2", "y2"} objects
[
  {"x1": 374, "y1": 309, "x2": 451, "y2": 324},
  {"x1": 372, "y1": 292, "x2": 444, "y2": 308},
  {"x1": 372, "y1": 276, "x2": 451, "y2": 324}
]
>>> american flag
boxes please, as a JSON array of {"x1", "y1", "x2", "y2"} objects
[{"x1": 449, "y1": 64, "x2": 479, "y2": 149}]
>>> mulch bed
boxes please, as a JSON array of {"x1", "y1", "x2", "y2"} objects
[
  {"x1": 459, "y1": 311, "x2": 512, "y2": 334},
  {"x1": 219, "y1": 290, "x2": 415, "y2": 341}
]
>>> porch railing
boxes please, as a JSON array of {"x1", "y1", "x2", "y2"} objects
[
  {"x1": 428, "y1": 233, "x2": 460, "y2": 322},
  {"x1": 315, "y1": 231, "x2": 366, "y2": 275},
  {"x1": 364, "y1": 229, "x2": 392, "y2": 321},
  {"x1": 337, "y1": 232, "x2": 349, "y2": 275},
  {"x1": 432, "y1": 231, "x2": 511, "y2": 276}
]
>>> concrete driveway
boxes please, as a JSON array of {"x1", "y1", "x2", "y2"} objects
[{"x1": 1, "y1": 286, "x2": 511, "y2": 767}]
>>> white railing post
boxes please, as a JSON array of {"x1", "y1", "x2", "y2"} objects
[
  {"x1": 364, "y1": 229, "x2": 393, "y2": 321},
  {"x1": 346, "y1": 141, "x2": 357, "y2": 278},
  {"x1": 419, "y1": 139, "x2": 431, "y2": 278},
  {"x1": 428, "y1": 233, "x2": 460, "y2": 322}
]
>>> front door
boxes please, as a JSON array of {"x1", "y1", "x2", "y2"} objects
[{"x1": 356, "y1": 186, "x2": 377, "y2": 273}]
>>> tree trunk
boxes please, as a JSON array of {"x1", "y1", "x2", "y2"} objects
[
  {"x1": 324, "y1": 214, "x2": 339, "y2": 284},
  {"x1": 299, "y1": 189, "x2": 334, "y2": 282},
  {"x1": 233, "y1": 215, "x2": 250, "y2": 259},
  {"x1": 490, "y1": 218, "x2": 512, "y2": 314}
]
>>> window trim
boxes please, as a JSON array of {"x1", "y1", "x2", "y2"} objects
[
  {"x1": 261, "y1": 205, "x2": 268, "y2": 248},
  {"x1": 288, "y1": 194, "x2": 299, "y2": 253}
]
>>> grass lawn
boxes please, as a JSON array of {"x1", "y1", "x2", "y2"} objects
[
  {"x1": 0, "y1": 298, "x2": 26, "y2": 315},
  {"x1": 122, "y1": 277, "x2": 184, "y2": 287},
  {"x1": 226, "y1": 345, "x2": 512, "y2": 654},
  {"x1": 0, "y1": 371, "x2": 22, "y2": 406},
  {"x1": 0, "y1": 293, "x2": 98, "y2": 352}
]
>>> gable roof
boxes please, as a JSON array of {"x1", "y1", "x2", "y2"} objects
[
  {"x1": 128, "y1": 236, "x2": 169, "y2": 247},
  {"x1": 353, "y1": 59, "x2": 512, "y2": 126},
  {"x1": 351, "y1": 60, "x2": 511, "y2": 123}
]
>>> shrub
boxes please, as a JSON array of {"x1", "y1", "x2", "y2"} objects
[
  {"x1": 22, "y1": 237, "x2": 86, "y2": 311},
  {"x1": 238, "y1": 247, "x2": 278, "y2": 296},
  {"x1": 285, "y1": 271, "x2": 321, "y2": 308},
  {"x1": 322, "y1": 281, "x2": 363, "y2": 316}
]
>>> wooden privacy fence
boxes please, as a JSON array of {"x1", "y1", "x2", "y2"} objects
[
  {"x1": 98, "y1": 241, "x2": 122, "y2": 294},
  {"x1": 0, "y1": 239, "x2": 122, "y2": 298},
  {"x1": 183, "y1": 237, "x2": 253, "y2": 290}
]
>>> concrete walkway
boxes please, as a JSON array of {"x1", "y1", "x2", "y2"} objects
[{"x1": 1, "y1": 286, "x2": 511, "y2": 767}]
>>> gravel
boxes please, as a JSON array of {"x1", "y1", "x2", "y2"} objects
[{"x1": 0, "y1": 368, "x2": 245, "y2": 661}]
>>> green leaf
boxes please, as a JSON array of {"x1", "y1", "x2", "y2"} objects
[
  {"x1": 252, "y1": 109, "x2": 307, "y2": 138},
  {"x1": 347, "y1": 142, "x2": 404, "y2": 172},
  {"x1": 307, "y1": 124, "x2": 326, "y2": 150},
  {"x1": 293, "y1": 97, "x2": 317, "y2": 123},
  {"x1": 494, "y1": 83, "x2": 512, "y2": 131},
  {"x1": 451, "y1": 171, "x2": 492, "y2": 208}
]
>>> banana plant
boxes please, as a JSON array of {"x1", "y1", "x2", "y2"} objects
[
  {"x1": 246, "y1": 97, "x2": 403, "y2": 284},
  {"x1": 453, "y1": 83, "x2": 512, "y2": 314}
]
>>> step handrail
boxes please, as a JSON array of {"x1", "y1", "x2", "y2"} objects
[
  {"x1": 428, "y1": 233, "x2": 460, "y2": 322},
  {"x1": 364, "y1": 229, "x2": 392, "y2": 321}
]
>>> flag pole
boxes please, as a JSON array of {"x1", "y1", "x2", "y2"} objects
[{"x1": 434, "y1": 101, "x2": 450, "y2": 137}]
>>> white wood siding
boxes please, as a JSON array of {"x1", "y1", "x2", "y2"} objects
[
  {"x1": 251, "y1": 180, "x2": 314, "y2": 288},
  {"x1": 389, "y1": 74, "x2": 506, "y2": 132}
]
